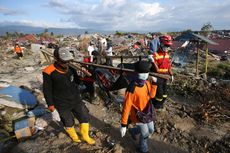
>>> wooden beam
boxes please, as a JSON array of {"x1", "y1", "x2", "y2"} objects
[
  {"x1": 75, "y1": 61, "x2": 170, "y2": 80},
  {"x1": 84, "y1": 55, "x2": 148, "y2": 59},
  {"x1": 40, "y1": 48, "x2": 170, "y2": 80}
]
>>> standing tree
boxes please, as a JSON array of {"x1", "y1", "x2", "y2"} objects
[
  {"x1": 5, "y1": 32, "x2": 10, "y2": 39},
  {"x1": 201, "y1": 22, "x2": 214, "y2": 36},
  {"x1": 44, "y1": 28, "x2": 48, "y2": 33}
]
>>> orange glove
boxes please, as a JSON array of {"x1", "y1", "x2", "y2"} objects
[{"x1": 48, "y1": 105, "x2": 55, "y2": 112}]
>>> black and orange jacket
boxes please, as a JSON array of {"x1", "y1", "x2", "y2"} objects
[
  {"x1": 42, "y1": 63, "x2": 81, "y2": 109},
  {"x1": 121, "y1": 81, "x2": 157, "y2": 126},
  {"x1": 14, "y1": 45, "x2": 22, "y2": 53},
  {"x1": 153, "y1": 49, "x2": 171, "y2": 74}
]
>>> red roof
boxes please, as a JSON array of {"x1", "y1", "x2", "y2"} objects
[
  {"x1": 17, "y1": 34, "x2": 38, "y2": 43},
  {"x1": 40, "y1": 35, "x2": 56, "y2": 43},
  {"x1": 208, "y1": 39, "x2": 230, "y2": 54}
]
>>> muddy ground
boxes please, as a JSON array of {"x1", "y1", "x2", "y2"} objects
[{"x1": 0, "y1": 49, "x2": 230, "y2": 153}]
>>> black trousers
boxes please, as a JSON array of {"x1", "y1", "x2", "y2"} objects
[
  {"x1": 106, "y1": 57, "x2": 113, "y2": 66},
  {"x1": 152, "y1": 78, "x2": 168, "y2": 109},
  {"x1": 155, "y1": 78, "x2": 167, "y2": 100},
  {"x1": 56, "y1": 102, "x2": 89, "y2": 127},
  {"x1": 83, "y1": 80, "x2": 95, "y2": 96},
  {"x1": 17, "y1": 52, "x2": 23, "y2": 58}
]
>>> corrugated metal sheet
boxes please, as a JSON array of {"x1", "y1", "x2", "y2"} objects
[
  {"x1": 175, "y1": 32, "x2": 218, "y2": 45},
  {"x1": 192, "y1": 33, "x2": 218, "y2": 45}
]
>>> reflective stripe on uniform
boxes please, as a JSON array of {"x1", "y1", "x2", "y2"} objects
[
  {"x1": 163, "y1": 95, "x2": 167, "y2": 98},
  {"x1": 154, "y1": 53, "x2": 169, "y2": 60},
  {"x1": 155, "y1": 97, "x2": 163, "y2": 102},
  {"x1": 158, "y1": 69, "x2": 168, "y2": 73}
]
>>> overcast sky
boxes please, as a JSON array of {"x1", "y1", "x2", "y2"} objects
[{"x1": 0, "y1": 0, "x2": 230, "y2": 32}]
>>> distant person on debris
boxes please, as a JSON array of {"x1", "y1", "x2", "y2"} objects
[
  {"x1": 105, "y1": 37, "x2": 113, "y2": 66},
  {"x1": 87, "y1": 41, "x2": 95, "y2": 62},
  {"x1": 133, "y1": 42, "x2": 140, "y2": 49},
  {"x1": 148, "y1": 33, "x2": 160, "y2": 54},
  {"x1": 97, "y1": 37, "x2": 107, "y2": 64},
  {"x1": 145, "y1": 33, "x2": 152, "y2": 50},
  {"x1": 120, "y1": 61, "x2": 157, "y2": 153},
  {"x1": 148, "y1": 35, "x2": 174, "y2": 110},
  {"x1": 81, "y1": 49, "x2": 98, "y2": 104},
  {"x1": 97, "y1": 37, "x2": 107, "y2": 55},
  {"x1": 14, "y1": 43, "x2": 23, "y2": 59},
  {"x1": 139, "y1": 37, "x2": 146, "y2": 52},
  {"x1": 42, "y1": 47, "x2": 95, "y2": 145}
]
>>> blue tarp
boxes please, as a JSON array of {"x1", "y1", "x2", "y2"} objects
[{"x1": 0, "y1": 86, "x2": 37, "y2": 108}]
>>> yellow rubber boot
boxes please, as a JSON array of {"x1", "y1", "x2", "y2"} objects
[
  {"x1": 80, "y1": 123, "x2": 95, "y2": 145},
  {"x1": 65, "y1": 127, "x2": 81, "y2": 143}
]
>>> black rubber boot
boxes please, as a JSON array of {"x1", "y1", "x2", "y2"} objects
[{"x1": 152, "y1": 98, "x2": 162, "y2": 109}]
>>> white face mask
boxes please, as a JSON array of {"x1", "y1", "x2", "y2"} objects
[
  {"x1": 162, "y1": 46, "x2": 169, "y2": 52},
  {"x1": 160, "y1": 44, "x2": 170, "y2": 52},
  {"x1": 138, "y1": 73, "x2": 149, "y2": 80}
]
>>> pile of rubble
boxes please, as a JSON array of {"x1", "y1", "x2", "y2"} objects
[{"x1": 0, "y1": 33, "x2": 230, "y2": 153}]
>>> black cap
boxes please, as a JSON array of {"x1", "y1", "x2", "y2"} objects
[{"x1": 134, "y1": 61, "x2": 150, "y2": 73}]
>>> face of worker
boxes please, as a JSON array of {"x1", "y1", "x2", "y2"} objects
[
  {"x1": 58, "y1": 60, "x2": 71, "y2": 69},
  {"x1": 138, "y1": 73, "x2": 149, "y2": 80},
  {"x1": 160, "y1": 43, "x2": 170, "y2": 52}
]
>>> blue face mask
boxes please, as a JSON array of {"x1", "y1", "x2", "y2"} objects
[{"x1": 138, "y1": 73, "x2": 149, "y2": 80}]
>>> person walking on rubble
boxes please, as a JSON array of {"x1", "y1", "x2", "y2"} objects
[
  {"x1": 42, "y1": 47, "x2": 95, "y2": 145},
  {"x1": 120, "y1": 61, "x2": 157, "y2": 153},
  {"x1": 14, "y1": 43, "x2": 23, "y2": 59},
  {"x1": 148, "y1": 35, "x2": 174, "y2": 110}
]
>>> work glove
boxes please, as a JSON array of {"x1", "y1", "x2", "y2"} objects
[
  {"x1": 170, "y1": 75, "x2": 174, "y2": 83},
  {"x1": 51, "y1": 109, "x2": 61, "y2": 122},
  {"x1": 48, "y1": 105, "x2": 61, "y2": 122},
  {"x1": 120, "y1": 126, "x2": 127, "y2": 137},
  {"x1": 148, "y1": 55, "x2": 154, "y2": 63},
  {"x1": 150, "y1": 76, "x2": 157, "y2": 83}
]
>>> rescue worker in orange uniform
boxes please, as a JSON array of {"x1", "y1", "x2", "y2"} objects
[
  {"x1": 42, "y1": 47, "x2": 95, "y2": 145},
  {"x1": 14, "y1": 43, "x2": 23, "y2": 59},
  {"x1": 149, "y1": 35, "x2": 174, "y2": 109},
  {"x1": 120, "y1": 61, "x2": 157, "y2": 153}
]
